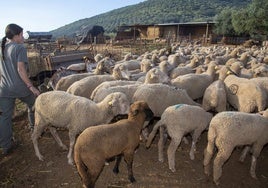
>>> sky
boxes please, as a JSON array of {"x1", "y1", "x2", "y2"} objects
[{"x1": 0, "y1": 0, "x2": 145, "y2": 38}]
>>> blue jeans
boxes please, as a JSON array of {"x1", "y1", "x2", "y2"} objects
[{"x1": 0, "y1": 94, "x2": 36, "y2": 151}]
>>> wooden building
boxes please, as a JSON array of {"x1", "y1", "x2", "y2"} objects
[{"x1": 115, "y1": 22, "x2": 215, "y2": 44}]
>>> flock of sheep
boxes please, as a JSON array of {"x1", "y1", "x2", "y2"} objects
[{"x1": 30, "y1": 40, "x2": 268, "y2": 187}]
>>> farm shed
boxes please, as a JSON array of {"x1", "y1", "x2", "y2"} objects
[
  {"x1": 115, "y1": 22, "x2": 215, "y2": 43},
  {"x1": 25, "y1": 31, "x2": 53, "y2": 43},
  {"x1": 74, "y1": 25, "x2": 105, "y2": 44}
]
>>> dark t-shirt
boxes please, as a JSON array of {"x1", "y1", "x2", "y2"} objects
[{"x1": 0, "y1": 41, "x2": 31, "y2": 97}]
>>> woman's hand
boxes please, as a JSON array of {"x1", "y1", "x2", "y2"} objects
[{"x1": 29, "y1": 86, "x2": 40, "y2": 96}]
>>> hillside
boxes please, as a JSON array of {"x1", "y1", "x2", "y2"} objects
[{"x1": 50, "y1": 0, "x2": 251, "y2": 38}]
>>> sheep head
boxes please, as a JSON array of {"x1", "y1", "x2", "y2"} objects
[
  {"x1": 105, "y1": 92, "x2": 130, "y2": 115},
  {"x1": 128, "y1": 101, "x2": 154, "y2": 122}
]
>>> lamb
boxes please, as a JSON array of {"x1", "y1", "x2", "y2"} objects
[
  {"x1": 203, "y1": 109, "x2": 268, "y2": 185},
  {"x1": 132, "y1": 83, "x2": 200, "y2": 117},
  {"x1": 74, "y1": 101, "x2": 154, "y2": 188},
  {"x1": 31, "y1": 91, "x2": 130, "y2": 165},
  {"x1": 146, "y1": 104, "x2": 212, "y2": 172}
]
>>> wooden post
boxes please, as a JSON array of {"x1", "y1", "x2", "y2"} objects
[{"x1": 205, "y1": 21, "x2": 209, "y2": 45}]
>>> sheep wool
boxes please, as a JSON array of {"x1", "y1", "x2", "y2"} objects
[
  {"x1": 133, "y1": 83, "x2": 200, "y2": 117},
  {"x1": 203, "y1": 109, "x2": 268, "y2": 185},
  {"x1": 32, "y1": 91, "x2": 130, "y2": 165},
  {"x1": 146, "y1": 104, "x2": 213, "y2": 172}
]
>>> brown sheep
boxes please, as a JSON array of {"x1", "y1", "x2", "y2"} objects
[{"x1": 74, "y1": 101, "x2": 154, "y2": 188}]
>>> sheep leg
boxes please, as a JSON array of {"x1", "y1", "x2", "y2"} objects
[
  {"x1": 158, "y1": 125, "x2": 166, "y2": 162},
  {"x1": 213, "y1": 147, "x2": 234, "y2": 185},
  {"x1": 31, "y1": 120, "x2": 46, "y2": 161},
  {"x1": 84, "y1": 160, "x2": 105, "y2": 188},
  {"x1": 123, "y1": 151, "x2": 136, "y2": 183},
  {"x1": 167, "y1": 136, "x2": 182, "y2": 173},
  {"x1": 67, "y1": 132, "x2": 77, "y2": 165},
  {"x1": 189, "y1": 130, "x2": 202, "y2": 160},
  {"x1": 203, "y1": 127, "x2": 216, "y2": 176},
  {"x1": 74, "y1": 152, "x2": 91, "y2": 188},
  {"x1": 182, "y1": 136, "x2": 189, "y2": 145},
  {"x1": 250, "y1": 144, "x2": 263, "y2": 179},
  {"x1": 113, "y1": 155, "x2": 122, "y2": 174},
  {"x1": 146, "y1": 120, "x2": 162, "y2": 148},
  {"x1": 48, "y1": 127, "x2": 68, "y2": 150},
  {"x1": 239, "y1": 146, "x2": 250, "y2": 162}
]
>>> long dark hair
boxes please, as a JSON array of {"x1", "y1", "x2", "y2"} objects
[{"x1": 1, "y1": 23, "x2": 23, "y2": 60}]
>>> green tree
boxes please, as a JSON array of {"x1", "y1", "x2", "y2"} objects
[
  {"x1": 246, "y1": 0, "x2": 268, "y2": 39},
  {"x1": 232, "y1": 9, "x2": 249, "y2": 35},
  {"x1": 214, "y1": 8, "x2": 236, "y2": 36}
]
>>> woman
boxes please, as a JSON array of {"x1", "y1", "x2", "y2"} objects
[{"x1": 0, "y1": 23, "x2": 40, "y2": 155}]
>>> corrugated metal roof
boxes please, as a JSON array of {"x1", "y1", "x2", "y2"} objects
[{"x1": 26, "y1": 31, "x2": 52, "y2": 39}]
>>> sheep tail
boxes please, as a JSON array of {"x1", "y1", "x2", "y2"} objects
[
  {"x1": 146, "y1": 120, "x2": 164, "y2": 148},
  {"x1": 74, "y1": 151, "x2": 88, "y2": 185}
]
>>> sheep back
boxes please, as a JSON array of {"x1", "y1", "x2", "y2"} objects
[
  {"x1": 209, "y1": 111, "x2": 268, "y2": 148},
  {"x1": 161, "y1": 104, "x2": 213, "y2": 137},
  {"x1": 66, "y1": 75, "x2": 115, "y2": 98},
  {"x1": 132, "y1": 84, "x2": 199, "y2": 117}
]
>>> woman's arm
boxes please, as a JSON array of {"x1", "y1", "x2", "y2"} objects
[{"x1": 17, "y1": 61, "x2": 40, "y2": 96}]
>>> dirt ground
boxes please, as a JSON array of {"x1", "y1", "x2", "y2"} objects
[{"x1": 0, "y1": 111, "x2": 267, "y2": 188}]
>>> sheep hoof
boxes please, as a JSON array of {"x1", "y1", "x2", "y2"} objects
[
  {"x1": 214, "y1": 179, "x2": 220, "y2": 186},
  {"x1": 190, "y1": 153, "x2": 195, "y2": 160},
  {"x1": 129, "y1": 176, "x2": 136, "y2": 183},
  {"x1": 204, "y1": 166, "x2": 210, "y2": 176},
  {"x1": 145, "y1": 142, "x2": 151, "y2": 148},
  {"x1": 61, "y1": 145, "x2": 68, "y2": 151},
  {"x1": 169, "y1": 167, "x2": 176, "y2": 173},
  {"x1": 68, "y1": 159, "x2": 74, "y2": 166},
  {"x1": 239, "y1": 157, "x2": 245, "y2": 163},
  {"x1": 113, "y1": 168, "x2": 119, "y2": 174},
  {"x1": 37, "y1": 155, "x2": 44, "y2": 161},
  {"x1": 250, "y1": 172, "x2": 257, "y2": 180}
]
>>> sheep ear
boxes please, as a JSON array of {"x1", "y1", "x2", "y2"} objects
[{"x1": 108, "y1": 101, "x2": 113, "y2": 106}]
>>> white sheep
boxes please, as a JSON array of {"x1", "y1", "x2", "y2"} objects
[
  {"x1": 171, "y1": 62, "x2": 217, "y2": 100},
  {"x1": 55, "y1": 58, "x2": 113, "y2": 91},
  {"x1": 74, "y1": 101, "x2": 154, "y2": 188},
  {"x1": 224, "y1": 74, "x2": 267, "y2": 113},
  {"x1": 31, "y1": 91, "x2": 130, "y2": 165},
  {"x1": 90, "y1": 80, "x2": 139, "y2": 100},
  {"x1": 202, "y1": 79, "x2": 227, "y2": 113},
  {"x1": 203, "y1": 109, "x2": 268, "y2": 185},
  {"x1": 66, "y1": 65, "x2": 131, "y2": 99},
  {"x1": 146, "y1": 104, "x2": 213, "y2": 172},
  {"x1": 92, "y1": 83, "x2": 142, "y2": 103},
  {"x1": 136, "y1": 67, "x2": 170, "y2": 84},
  {"x1": 66, "y1": 75, "x2": 116, "y2": 99},
  {"x1": 132, "y1": 83, "x2": 200, "y2": 117}
]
